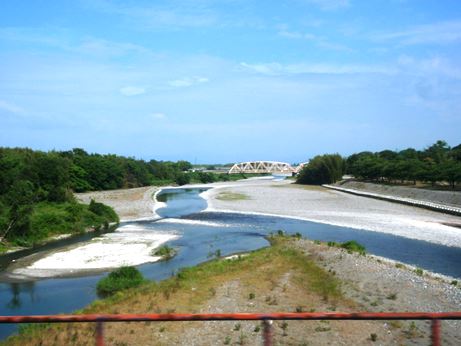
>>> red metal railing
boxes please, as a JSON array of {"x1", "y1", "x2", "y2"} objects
[{"x1": 2, "y1": 311, "x2": 461, "y2": 345}]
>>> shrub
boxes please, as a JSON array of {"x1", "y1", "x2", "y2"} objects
[
  {"x1": 153, "y1": 245, "x2": 176, "y2": 260},
  {"x1": 340, "y1": 240, "x2": 366, "y2": 255},
  {"x1": 96, "y1": 266, "x2": 145, "y2": 297}
]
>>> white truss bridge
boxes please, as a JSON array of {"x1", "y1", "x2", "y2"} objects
[{"x1": 228, "y1": 161, "x2": 306, "y2": 174}]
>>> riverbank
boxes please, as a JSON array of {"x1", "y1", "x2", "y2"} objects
[
  {"x1": 205, "y1": 179, "x2": 461, "y2": 247},
  {"x1": 76, "y1": 186, "x2": 159, "y2": 221},
  {"x1": 4, "y1": 236, "x2": 460, "y2": 345},
  {"x1": 336, "y1": 180, "x2": 461, "y2": 208}
]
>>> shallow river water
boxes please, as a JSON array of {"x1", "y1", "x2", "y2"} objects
[{"x1": 1, "y1": 187, "x2": 461, "y2": 339}]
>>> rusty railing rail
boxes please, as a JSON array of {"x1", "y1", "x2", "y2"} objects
[{"x1": 2, "y1": 311, "x2": 461, "y2": 346}]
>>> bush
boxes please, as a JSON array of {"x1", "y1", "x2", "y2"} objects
[
  {"x1": 297, "y1": 154, "x2": 344, "y2": 185},
  {"x1": 153, "y1": 245, "x2": 176, "y2": 260},
  {"x1": 96, "y1": 266, "x2": 145, "y2": 297},
  {"x1": 340, "y1": 240, "x2": 366, "y2": 255}
]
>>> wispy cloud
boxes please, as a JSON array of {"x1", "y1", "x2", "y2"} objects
[
  {"x1": 119, "y1": 86, "x2": 146, "y2": 96},
  {"x1": 0, "y1": 99, "x2": 25, "y2": 114},
  {"x1": 81, "y1": 0, "x2": 219, "y2": 30},
  {"x1": 397, "y1": 55, "x2": 461, "y2": 80},
  {"x1": 0, "y1": 26, "x2": 153, "y2": 59},
  {"x1": 168, "y1": 76, "x2": 209, "y2": 88},
  {"x1": 240, "y1": 62, "x2": 394, "y2": 76},
  {"x1": 277, "y1": 29, "x2": 353, "y2": 52},
  {"x1": 373, "y1": 20, "x2": 461, "y2": 46}
]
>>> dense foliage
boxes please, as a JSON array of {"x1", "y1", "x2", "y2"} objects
[
  {"x1": 296, "y1": 154, "x2": 345, "y2": 185},
  {"x1": 96, "y1": 266, "x2": 145, "y2": 297},
  {"x1": 0, "y1": 147, "x2": 251, "y2": 248},
  {"x1": 346, "y1": 140, "x2": 461, "y2": 188}
]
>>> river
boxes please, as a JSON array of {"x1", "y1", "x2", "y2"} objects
[{"x1": 1, "y1": 186, "x2": 461, "y2": 339}]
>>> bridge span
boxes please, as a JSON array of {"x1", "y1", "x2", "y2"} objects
[{"x1": 228, "y1": 161, "x2": 297, "y2": 174}]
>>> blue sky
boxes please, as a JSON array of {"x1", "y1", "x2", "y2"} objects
[{"x1": 1, "y1": 0, "x2": 460, "y2": 163}]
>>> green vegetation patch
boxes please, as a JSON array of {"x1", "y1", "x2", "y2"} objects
[
  {"x1": 152, "y1": 245, "x2": 176, "y2": 260},
  {"x1": 327, "y1": 240, "x2": 366, "y2": 255},
  {"x1": 96, "y1": 266, "x2": 145, "y2": 297},
  {"x1": 216, "y1": 192, "x2": 249, "y2": 201}
]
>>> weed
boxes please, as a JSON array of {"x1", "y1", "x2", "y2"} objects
[
  {"x1": 395, "y1": 263, "x2": 405, "y2": 269},
  {"x1": 314, "y1": 326, "x2": 331, "y2": 332},
  {"x1": 293, "y1": 232, "x2": 302, "y2": 239},
  {"x1": 386, "y1": 293, "x2": 397, "y2": 300},
  {"x1": 370, "y1": 333, "x2": 378, "y2": 342},
  {"x1": 152, "y1": 245, "x2": 176, "y2": 260},
  {"x1": 253, "y1": 325, "x2": 261, "y2": 333},
  {"x1": 295, "y1": 305, "x2": 304, "y2": 313},
  {"x1": 415, "y1": 268, "x2": 424, "y2": 276},
  {"x1": 450, "y1": 280, "x2": 458, "y2": 286},
  {"x1": 339, "y1": 240, "x2": 366, "y2": 255},
  {"x1": 234, "y1": 323, "x2": 241, "y2": 331},
  {"x1": 224, "y1": 336, "x2": 231, "y2": 345},
  {"x1": 159, "y1": 326, "x2": 165, "y2": 333},
  {"x1": 248, "y1": 292, "x2": 255, "y2": 300},
  {"x1": 281, "y1": 322, "x2": 288, "y2": 336},
  {"x1": 237, "y1": 333, "x2": 247, "y2": 345},
  {"x1": 265, "y1": 295, "x2": 278, "y2": 305}
]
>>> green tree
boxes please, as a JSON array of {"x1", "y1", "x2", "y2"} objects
[{"x1": 297, "y1": 154, "x2": 344, "y2": 185}]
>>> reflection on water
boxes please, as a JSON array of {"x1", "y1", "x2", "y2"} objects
[
  {"x1": 6, "y1": 282, "x2": 35, "y2": 309},
  {"x1": 155, "y1": 188, "x2": 209, "y2": 218}
]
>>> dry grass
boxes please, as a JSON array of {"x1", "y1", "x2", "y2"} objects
[
  {"x1": 3, "y1": 237, "x2": 409, "y2": 345},
  {"x1": 215, "y1": 192, "x2": 250, "y2": 201}
]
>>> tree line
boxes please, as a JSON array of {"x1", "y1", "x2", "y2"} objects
[
  {"x1": 297, "y1": 140, "x2": 461, "y2": 187},
  {"x1": 346, "y1": 140, "x2": 461, "y2": 188},
  {"x1": 0, "y1": 147, "x2": 252, "y2": 249},
  {"x1": 0, "y1": 147, "x2": 199, "y2": 249}
]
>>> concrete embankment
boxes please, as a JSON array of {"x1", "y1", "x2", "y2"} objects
[{"x1": 324, "y1": 182, "x2": 461, "y2": 217}]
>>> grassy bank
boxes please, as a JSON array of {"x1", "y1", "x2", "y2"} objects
[
  {"x1": 2, "y1": 236, "x2": 346, "y2": 345},
  {"x1": 0, "y1": 200, "x2": 118, "y2": 252}
]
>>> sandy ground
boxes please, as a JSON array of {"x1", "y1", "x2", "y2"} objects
[
  {"x1": 76, "y1": 186, "x2": 159, "y2": 221},
  {"x1": 9, "y1": 225, "x2": 178, "y2": 279},
  {"x1": 204, "y1": 179, "x2": 461, "y2": 247}
]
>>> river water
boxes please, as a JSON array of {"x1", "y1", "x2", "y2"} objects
[{"x1": 1, "y1": 186, "x2": 461, "y2": 339}]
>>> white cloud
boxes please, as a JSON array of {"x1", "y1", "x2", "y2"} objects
[
  {"x1": 0, "y1": 99, "x2": 25, "y2": 114},
  {"x1": 168, "y1": 76, "x2": 209, "y2": 88},
  {"x1": 373, "y1": 20, "x2": 461, "y2": 46},
  {"x1": 119, "y1": 86, "x2": 146, "y2": 96},
  {"x1": 240, "y1": 62, "x2": 394, "y2": 76}
]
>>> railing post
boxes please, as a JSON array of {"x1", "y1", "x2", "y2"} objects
[
  {"x1": 263, "y1": 320, "x2": 273, "y2": 346},
  {"x1": 431, "y1": 319, "x2": 441, "y2": 346},
  {"x1": 96, "y1": 321, "x2": 104, "y2": 346}
]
